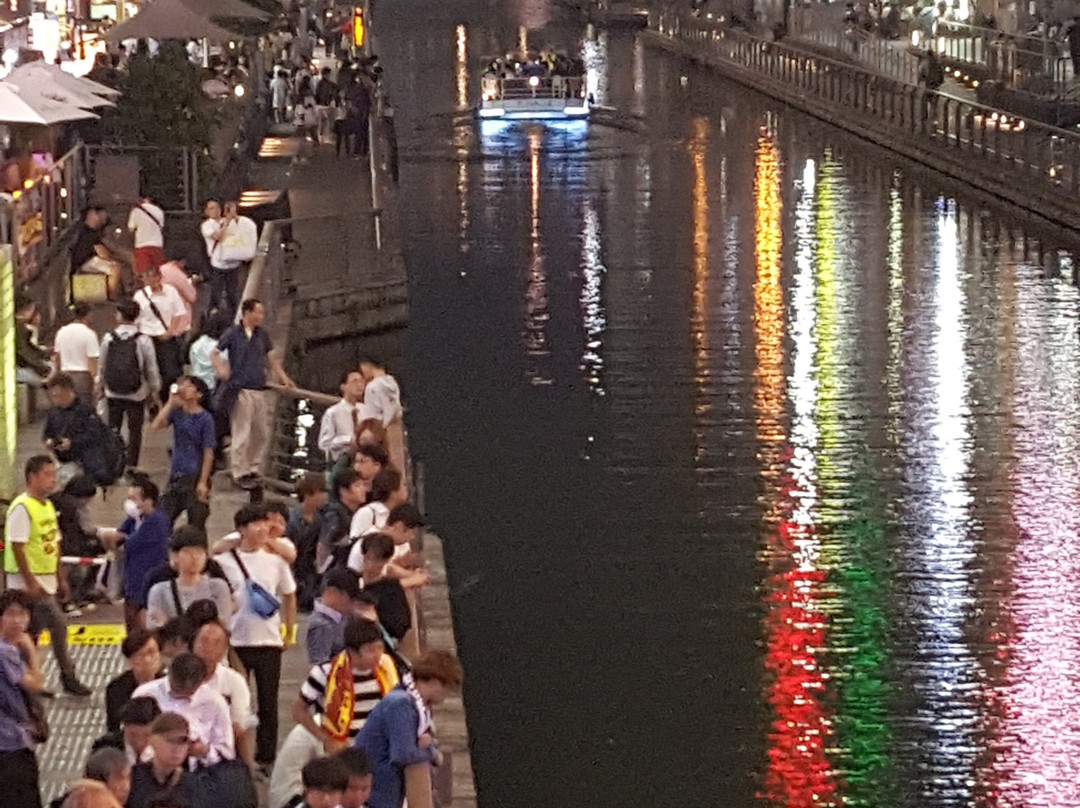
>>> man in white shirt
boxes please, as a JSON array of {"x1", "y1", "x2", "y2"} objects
[
  {"x1": 127, "y1": 194, "x2": 165, "y2": 276},
  {"x1": 51, "y1": 302, "x2": 99, "y2": 403},
  {"x1": 192, "y1": 619, "x2": 258, "y2": 770},
  {"x1": 132, "y1": 652, "x2": 235, "y2": 765},
  {"x1": 200, "y1": 200, "x2": 257, "y2": 318},
  {"x1": 215, "y1": 504, "x2": 297, "y2": 771},
  {"x1": 359, "y1": 358, "x2": 405, "y2": 473},
  {"x1": 318, "y1": 369, "x2": 377, "y2": 462},
  {"x1": 135, "y1": 265, "x2": 187, "y2": 403}
]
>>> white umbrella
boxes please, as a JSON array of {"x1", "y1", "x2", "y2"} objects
[
  {"x1": 7, "y1": 63, "x2": 116, "y2": 109},
  {"x1": 0, "y1": 82, "x2": 98, "y2": 124}
]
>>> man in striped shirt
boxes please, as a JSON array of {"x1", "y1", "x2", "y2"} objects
[{"x1": 268, "y1": 618, "x2": 396, "y2": 808}]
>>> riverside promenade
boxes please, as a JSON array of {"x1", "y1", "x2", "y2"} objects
[{"x1": 12, "y1": 116, "x2": 474, "y2": 807}]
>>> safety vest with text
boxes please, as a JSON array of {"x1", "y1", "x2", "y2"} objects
[{"x1": 3, "y1": 494, "x2": 60, "y2": 576}]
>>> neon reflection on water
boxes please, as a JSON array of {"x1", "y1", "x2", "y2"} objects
[
  {"x1": 754, "y1": 123, "x2": 838, "y2": 808},
  {"x1": 996, "y1": 259, "x2": 1080, "y2": 807}
]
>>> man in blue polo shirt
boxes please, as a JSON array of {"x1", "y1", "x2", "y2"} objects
[
  {"x1": 211, "y1": 299, "x2": 294, "y2": 489},
  {"x1": 152, "y1": 375, "x2": 216, "y2": 531}
]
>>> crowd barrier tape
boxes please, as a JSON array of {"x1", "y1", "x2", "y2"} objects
[{"x1": 38, "y1": 624, "x2": 126, "y2": 646}]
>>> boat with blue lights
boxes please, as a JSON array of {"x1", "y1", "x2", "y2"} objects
[{"x1": 478, "y1": 51, "x2": 590, "y2": 120}]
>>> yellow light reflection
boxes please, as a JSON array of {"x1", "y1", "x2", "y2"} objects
[
  {"x1": 455, "y1": 24, "x2": 468, "y2": 111},
  {"x1": 519, "y1": 25, "x2": 528, "y2": 55},
  {"x1": 753, "y1": 125, "x2": 784, "y2": 446},
  {"x1": 689, "y1": 117, "x2": 709, "y2": 432},
  {"x1": 524, "y1": 128, "x2": 550, "y2": 384}
]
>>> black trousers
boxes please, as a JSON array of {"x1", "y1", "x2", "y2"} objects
[
  {"x1": 159, "y1": 474, "x2": 209, "y2": 531},
  {"x1": 208, "y1": 268, "x2": 241, "y2": 318},
  {"x1": 0, "y1": 748, "x2": 41, "y2": 808},
  {"x1": 107, "y1": 398, "x2": 145, "y2": 468},
  {"x1": 235, "y1": 645, "x2": 282, "y2": 765}
]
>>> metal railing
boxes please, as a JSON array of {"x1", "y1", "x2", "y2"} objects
[
  {"x1": 6, "y1": 144, "x2": 90, "y2": 282},
  {"x1": 789, "y1": 12, "x2": 921, "y2": 85},
  {"x1": 654, "y1": 13, "x2": 1080, "y2": 222},
  {"x1": 934, "y1": 20, "x2": 1071, "y2": 92},
  {"x1": 481, "y1": 75, "x2": 587, "y2": 100}
]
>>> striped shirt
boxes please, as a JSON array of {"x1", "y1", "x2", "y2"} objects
[{"x1": 300, "y1": 660, "x2": 383, "y2": 738}]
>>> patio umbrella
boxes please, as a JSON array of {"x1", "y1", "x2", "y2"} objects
[
  {"x1": 0, "y1": 83, "x2": 99, "y2": 124},
  {"x1": 176, "y1": 0, "x2": 270, "y2": 22},
  {"x1": 6, "y1": 63, "x2": 116, "y2": 109},
  {"x1": 103, "y1": 0, "x2": 243, "y2": 42}
]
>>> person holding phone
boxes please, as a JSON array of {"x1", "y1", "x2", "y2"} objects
[{"x1": 152, "y1": 376, "x2": 216, "y2": 531}]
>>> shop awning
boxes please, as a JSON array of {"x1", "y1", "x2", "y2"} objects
[
  {"x1": 175, "y1": 0, "x2": 270, "y2": 22},
  {"x1": 103, "y1": 0, "x2": 244, "y2": 42}
]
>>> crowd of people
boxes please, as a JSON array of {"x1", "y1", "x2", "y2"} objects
[{"x1": 2, "y1": 327, "x2": 461, "y2": 808}]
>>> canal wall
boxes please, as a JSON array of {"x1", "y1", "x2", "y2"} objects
[{"x1": 645, "y1": 15, "x2": 1080, "y2": 232}]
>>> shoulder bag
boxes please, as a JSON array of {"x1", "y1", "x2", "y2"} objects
[{"x1": 230, "y1": 549, "x2": 281, "y2": 619}]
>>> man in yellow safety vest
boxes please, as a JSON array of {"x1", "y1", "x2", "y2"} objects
[{"x1": 3, "y1": 454, "x2": 91, "y2": 696}]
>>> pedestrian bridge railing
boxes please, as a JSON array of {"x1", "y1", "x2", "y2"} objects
[
  {"x1": 653, "y1": 12, "x2": 1080, "y2": 227},
  {"x1": 789, "y1": 11, "x2": 921, "y2": 85}
]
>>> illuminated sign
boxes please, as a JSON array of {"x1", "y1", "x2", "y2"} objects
[{"x1": 352, "y1": 6, "x2": 365, "y2": 49}]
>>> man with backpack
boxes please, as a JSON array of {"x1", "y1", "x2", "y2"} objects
[{"x1": 98, "y1": 299, "x2": 160, "y2": 471}]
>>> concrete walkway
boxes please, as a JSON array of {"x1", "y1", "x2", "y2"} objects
[{"x1": 14, "y1": 108, "x2": 473, "y2": 805}]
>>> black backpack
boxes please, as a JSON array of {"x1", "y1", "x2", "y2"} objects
[
  {"x1": 98, "y1": 422, "x2": 127, "y2": 484},
  {"x1": 103, "y1": 331, "x2": 141, "y2": 395}
]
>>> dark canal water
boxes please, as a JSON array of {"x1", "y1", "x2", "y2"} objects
[{"x1": 374, "y1": 1, "x2": 1080, "y2": 805}]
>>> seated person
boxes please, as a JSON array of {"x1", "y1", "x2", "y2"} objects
[
  {"x1": 104, "y1": 629, "x2": 164, "y2": 733},
  {"x1": 145, "y1": 527, "x2": 233, "y2": 629},
  {"x1": 92, "y1": 696, "x2": 162, "y2": 764},
  {"x1": 127, "y1": 713, "x2": 194, "y2": 808},
  {"x1": 133, "y1": 652, "x2": 235, "y2": 764},
  {"x1": 51, "y1": 475, "x2": 108, "y2": 609},
  {"x1": 298, "y1": 757, "x2": 351, "y2": 808},
  {"x1": 42, "y1": 373, "x2": 111, "y2": 485},
  {"x1": 348, "y1": 533, "x2": 411, "y2": 641},
  {"x1": 307, "y1": 567, "x2": 363, "y2": 666},
  {"x1": 268, "y1": 619, "x2": 396, "y2": 808}
]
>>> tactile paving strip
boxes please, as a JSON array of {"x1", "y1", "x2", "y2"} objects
[{"x1": 37, "y1": 643, "x2": 125, "y2": 803}]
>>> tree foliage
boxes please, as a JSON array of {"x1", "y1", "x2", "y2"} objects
[{"x1": 108, "y1": 40, "x2": 217, "y2": 149}]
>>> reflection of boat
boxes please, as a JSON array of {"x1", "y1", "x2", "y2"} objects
[{"x1": 478, "y1": 53, "x2": 590, "y2": 120}]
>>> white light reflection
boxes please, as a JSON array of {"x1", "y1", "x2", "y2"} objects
[
  {"x1": 583, "y1": 31, "x2": 608, "y2": 106},
  {"x1": 789, "y1": 158, "x2": 819, "y2": 545},
  {"x1": 631, "y1": 37, "x2": 645, "y2": 118},
  {"x1": 579, "y1": 199, "x2": 606, "y2": 396},
  {"x1": 455, "y1": 24, "x2": 468, "y2": 111},
  {"x1": 885, "y1": 170, "x2": 903, "y2": 442},
  {"x1": 902, "y1": 198, "x2": 979, "y2": 802}
]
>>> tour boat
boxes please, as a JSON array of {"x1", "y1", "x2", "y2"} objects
[{"x1": 478, "y1": 55, "x2": 590, "y2": 121}]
